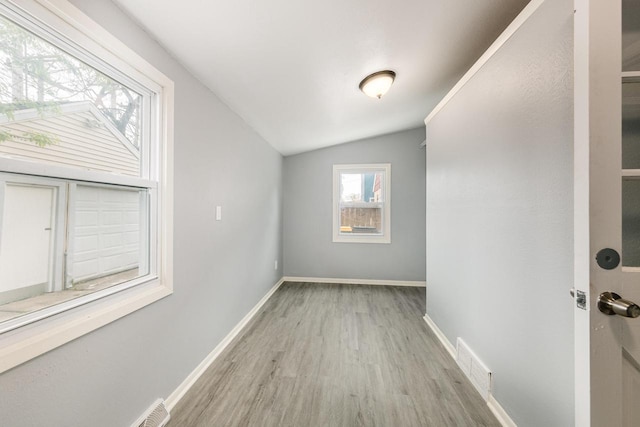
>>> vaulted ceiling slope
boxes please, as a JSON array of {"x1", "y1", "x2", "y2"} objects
[{"x1": 114, "y1": 0, "x2": 530, "y2": 155}]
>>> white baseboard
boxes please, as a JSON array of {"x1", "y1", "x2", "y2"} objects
[
  {"x1": 423, "y1": 313, "x2": 517, "y2": 427},
  {"x1": 283, "y1": 276, "x2": 426, "y2": 287},
  {"x1": 165, "y1": 277, "x2": 285, "y2": 411},
  {"x1": 422, "y1": 313, "x2": 456, "y2": 359},
  {"x1": 488, "y1": 394, "x2": 517, "y2": 427}
]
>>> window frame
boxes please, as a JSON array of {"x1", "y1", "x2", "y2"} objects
[
  {"x1": 332, "y1": 163, "x2": 391, "y2": 244},
  {"x1": 0, "y1": 0, "x2": 173, "y2": 374}
]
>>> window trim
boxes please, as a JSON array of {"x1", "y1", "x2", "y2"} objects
[
  {"x1": 332, "y1": 163, "x2": 391, "y2": 244},
  {"x1": 0, "y1": 0, "x2": 173, "y2": 374}
]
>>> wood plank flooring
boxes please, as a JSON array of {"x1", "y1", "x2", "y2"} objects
[{"x1": 168, "y1": 282, "x2": 500, "y2": 427}]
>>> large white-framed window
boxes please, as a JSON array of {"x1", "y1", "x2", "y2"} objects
[
  {"x1": 0, "y1": 0, "x2": 173, "y2": 373},
  {"x1": 333, "y1": 163, "x2": 391, "y2": 244}
]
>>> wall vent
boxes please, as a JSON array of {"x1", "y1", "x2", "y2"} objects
[
  {"x1": 456, "y1": 338, "x2": 492, "y2": 400},
  {"x1": 132, "y1": 399, "x2": 170, "y2": 427}
]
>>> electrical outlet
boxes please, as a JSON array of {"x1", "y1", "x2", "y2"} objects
[{"x1": 274, "y1": 260, "x2": 278, "y2": 270}]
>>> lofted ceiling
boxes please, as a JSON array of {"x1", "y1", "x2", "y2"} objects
[{"x1": 113, "y1": 0, "x2": 530, "y2": 155}]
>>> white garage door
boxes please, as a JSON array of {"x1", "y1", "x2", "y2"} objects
[{"x1": 70, "y1": 185, "x2": 141, "y2": 284}]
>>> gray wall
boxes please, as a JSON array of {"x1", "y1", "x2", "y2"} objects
[
  {"x1": 283, "y1": 128, "x2": 426, "y2": 281},
  {"x1": 0, "y1": 1, "x2": 283, "y2": 426},
  {"x1": 425, "y1": 1, "x2": 574, "y2": 426}
]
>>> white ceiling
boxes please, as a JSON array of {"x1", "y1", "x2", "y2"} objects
[{"x1": 113, "y1": 0, "x2": 530, "y2": 155}]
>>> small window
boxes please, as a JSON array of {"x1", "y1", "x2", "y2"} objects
[{"x1": 333, "y1": 163, "x2": 391, "y2": 243}]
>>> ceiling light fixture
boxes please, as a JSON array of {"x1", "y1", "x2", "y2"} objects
[{"x1": 359, "y1": 70, "x2": 396, "y2": 99}]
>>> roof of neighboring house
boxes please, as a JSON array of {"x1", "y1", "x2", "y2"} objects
[{"x1": 0, "y1": 101, "x2": 140, "y2": 176}]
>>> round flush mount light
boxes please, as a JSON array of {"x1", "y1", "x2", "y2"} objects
[{"x1": 359, "y1": 70, "x2": 396, "y2": 99}]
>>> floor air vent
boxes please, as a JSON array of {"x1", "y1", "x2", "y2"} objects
[
  {"x1": 456, "y1": 338, "x2": 492, "y2": 401},
  {"x1": 133, "y1": 399, "x2": 170, "y2": 427}
]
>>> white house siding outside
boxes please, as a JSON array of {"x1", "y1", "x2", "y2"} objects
[{"x1": 0, "y1": 101, "x2": 140, "y2": 176}]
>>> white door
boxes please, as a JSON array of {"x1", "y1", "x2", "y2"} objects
[
  {"x1": 575, "y1": 0, "x2": 640, "y2": 425},
  {"x1": 0, "y1": 184, "x2": 55, "y2": 303}
]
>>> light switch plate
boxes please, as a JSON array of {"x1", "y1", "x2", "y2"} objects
[{"x1": 216, "y1": 206, "x2": 222, "y2": 221}]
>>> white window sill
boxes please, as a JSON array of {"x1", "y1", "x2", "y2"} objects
[
  {"x1": 333, "y1": 234, "x2": 391, "y2": 244},
  {"x1": 0, "y1": 279, "x2": 171, "y2": 374}
]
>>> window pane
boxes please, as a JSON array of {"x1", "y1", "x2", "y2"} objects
[
  {"x1": 623, "y1": 82, "x2": 640, "y2": 169},
  {"x1": 0, "y1": 182, "x2": 149, "y2": 323},
  {"x1": 340, "y1": 171, "x2": 384, "y2": 202},
  {"x1": 0, "y1": 14, "x2": 142, "y2": 176},
  {"x1": 340, "y1": 206, "x2": 382, "y2": 234},
  {"x1": 623, "y1": 0, "x2": 640, "y2": 72},
  {"x1": 623, "y1": 179, "x2": 640, "y2": 267},
  {"x1": 339, "y1": 170, "x2": 385, "y2": 234}
]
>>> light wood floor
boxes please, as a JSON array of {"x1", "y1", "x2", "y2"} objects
[{"x1": 169, "y1": 282, "x2": 500, "y2": 427}]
